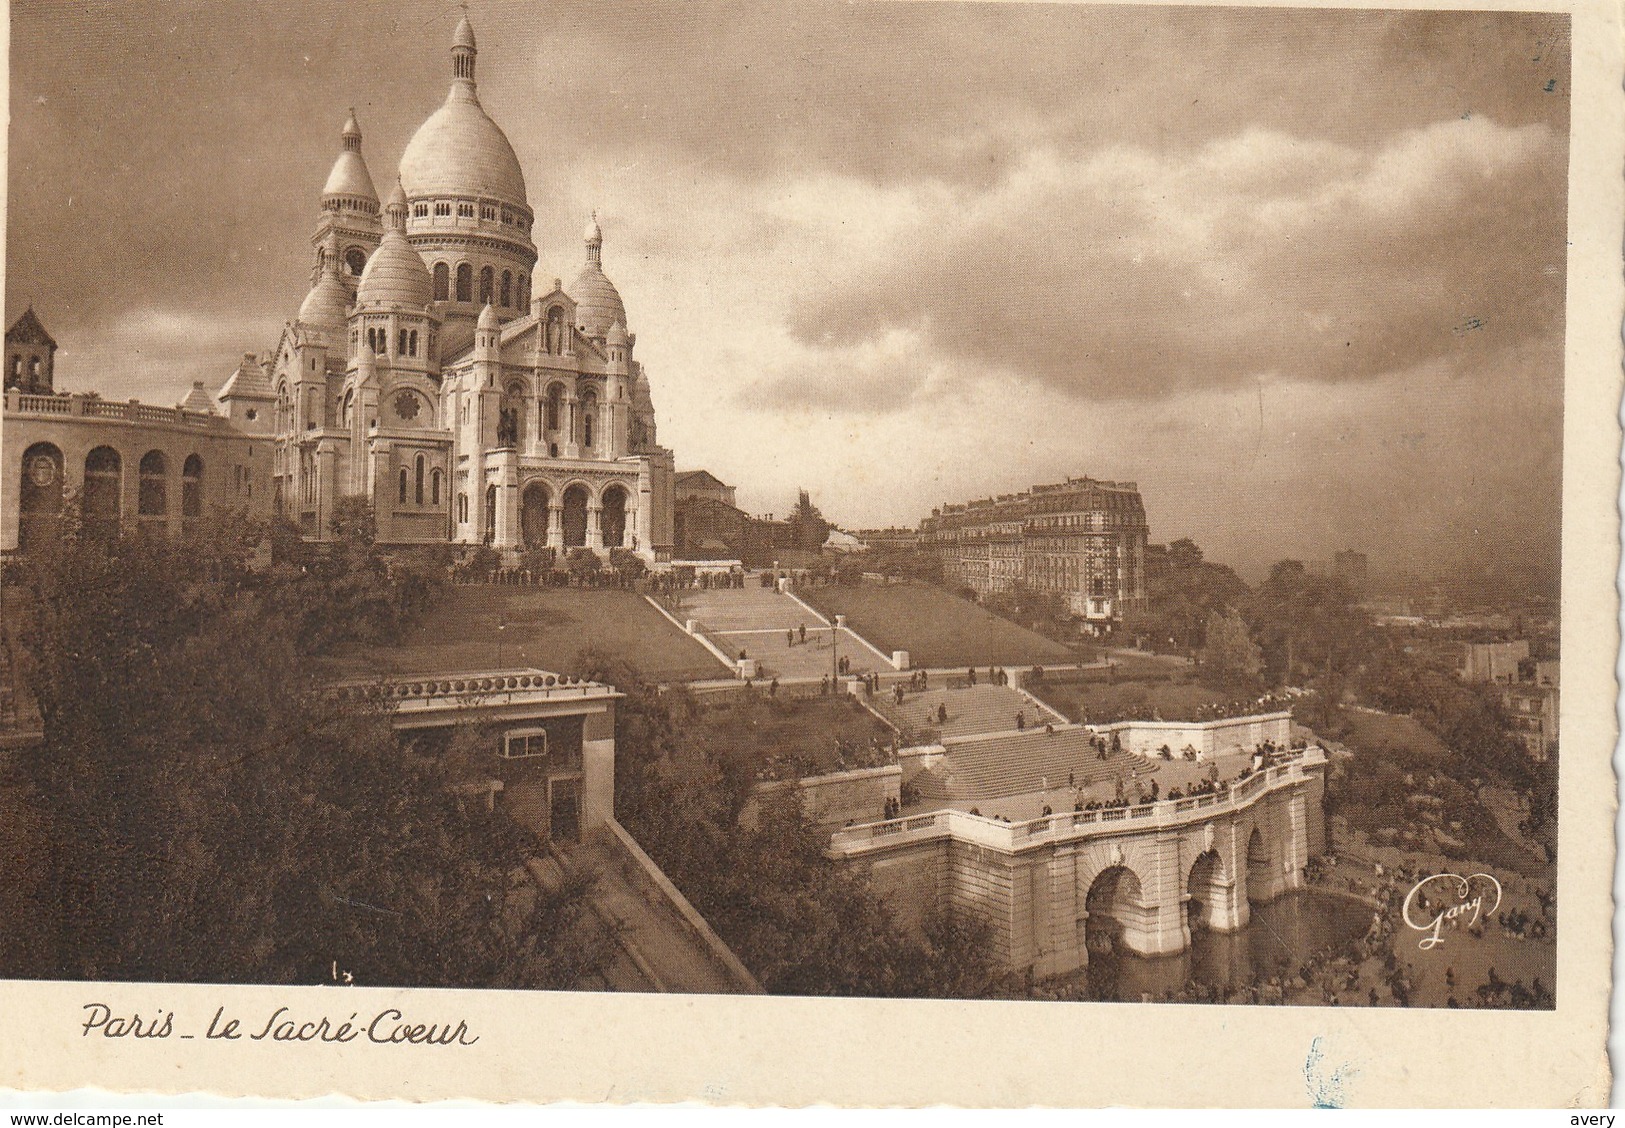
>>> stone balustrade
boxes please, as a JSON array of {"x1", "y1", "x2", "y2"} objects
[
  {"x1": 829, "y1": 749, "x2": 1323, "y2": 858},
  {"x1": 8, "y1": 389, "x2": 232, "y2": 429}
]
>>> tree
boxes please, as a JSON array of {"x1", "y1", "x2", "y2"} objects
[
  {"x1": 12, "y1": 527, "x2": 597, "y2": 987},
  {"x1": 786, "y1": 489, "x2": 831, "y2": 552},
  {"x1": 565, "y1": 547, "x2": 602, "y2": 584},
  {"x1": 1247, "y1": 560, "x2": 1369, "y2": 688},
  {"x1": 1131, "y1": 537, "x2": 1250, "y2": 652},
  {"x1": 603, "y1": 658, "x2": 1014, "y2": 997},
  {"x1": 1199, "y1": 606, "x2": 1264, "y2": 690}
]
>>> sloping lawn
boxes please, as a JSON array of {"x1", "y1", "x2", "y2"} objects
[
  {"x1": 800, "y1": 582, "x2": 1074, "y2": 668},
  {"x1": 322, "y1": 586, "x2": 728, "y2": 684},
  {"x1": 684, "y1": 692, "x2": 894, "y2": 780},
  {"x1": 1027, "y1": 680, "x2": 1233, "y2": 724}
]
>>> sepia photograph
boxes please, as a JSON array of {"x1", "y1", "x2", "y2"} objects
[{"x1": 0, "y1": 0, "x2": 1616, "y2": 1109}]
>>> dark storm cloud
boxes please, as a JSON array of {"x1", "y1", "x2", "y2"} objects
[{"x1": 775, "y1": 116, "x2": 1567, "y2": 405}]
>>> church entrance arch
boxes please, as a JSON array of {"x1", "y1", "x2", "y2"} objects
[
  {"x1": 561, "y1": 484, "x2": 589, "y2": 548},
  {"x1": 600, "y1": 485, "x2": 628, "y2": 548},
  {"x1": 1084, "y1": 865, "x2": 1145, "y2": 957},
  {"x1": 521, "y1": 482, "x2": 551, "y2": 549},
  {"x1": 18, "y1": 442, "x2": 64, "y2": 551}
]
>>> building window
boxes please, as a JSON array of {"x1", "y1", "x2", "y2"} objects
[
  {"x1": 182, "y1": 455, "x2": 203, "y2": 518},
  {"x1": 433, "y1": 263, "x2": 450, "y2": 302},
  {"x1": 398, "y1": 329, "x2": 409, "y2": 355},
  {"x1": 415, "y1": 454, "x2": 425, "y2": 505},
  {"x1": 138, "y1": 450, "x2": 168, "y2": 519},
  {"x1": 457, "y1": 202, "x2": 474, "y2": 219},
  {"x1": 500, "y1": 208, "x2": 514, "y2": 225},
  {"x1": 408, "y1": 330, "x2": 418, "y2": 357},
  {"x1": 479, "y1": 266, "x2": 494, "y2": 305},
  {"x1": 344, "y1": 247, "x2": 367, "y2": 276},
  {"x1": 399, "y1": 467, "x2": 409, "y2": 505},
  {"x1": 456, "y1": 264, "x2": 472, "y2": 303},
  {"x1": 435, "y1": 201, "x2": 451, "y2": 217},
  {"x1": 458, "y1": 493, "x2": 468, "y2": 523},
  {"x1": 517, "y1": 273, "x2": 530, "y2": 309},
  {"x1": 503, "y1": 729, "x2": 548, "y2": 760},
  {"x1": 431, "y1": 468, "x2": 442, "y2": 506},
  {"x1": 480, "y1": 204, "x2": 496, "y2": 221},
  {"x1": 500, "y1": 271, "x2": 512, "y2": 307},
  {"x1": 83, "y1": 447, "x2": 122, "y2": 538},
  {"x1": 413, "y1": 202, "x2": 428, "y2": 218}
]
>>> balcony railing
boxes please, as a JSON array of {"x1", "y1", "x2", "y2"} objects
[{"x1": 829, "y1": 749, "x2": 1325, "y2": 856}]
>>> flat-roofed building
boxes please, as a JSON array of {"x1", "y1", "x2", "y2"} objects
[{"x1": 917, "y1": 476, "x2": 1149, "y2": 635}]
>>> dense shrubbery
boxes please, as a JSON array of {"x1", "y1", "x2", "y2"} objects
[
  {"x1": 581, "y1": 651, "x2": 1018, "y2": 998},
  {"x1": 5, "y1": 508, "x2": 600, "y2": 986}
]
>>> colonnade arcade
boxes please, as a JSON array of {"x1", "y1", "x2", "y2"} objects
[
  {"x1": 485, "y1": 476, "x2": 633, "y2": 552},
  {"x1": 16, "y1": 440, "x2": 207, "y2": 549}
]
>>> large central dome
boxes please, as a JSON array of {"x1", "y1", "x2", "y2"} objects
[
  {"x1": 398, "y1": 16, "x2": 528, "y2": 209},
  {"x1": 399, "y1": 86, "x2": 527, "y2": 206}
]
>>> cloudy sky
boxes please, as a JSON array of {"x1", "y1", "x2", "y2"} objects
[{"x1": 6, "y1": 1, "x2": 1569, "y2": 582}]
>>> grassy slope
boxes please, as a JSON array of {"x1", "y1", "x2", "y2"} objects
[
  {"x1": 321, "y1": 586, "x2": 729, "y2": 684},
  {"x1": 800, "y1": 583, "x2": 1074, "y2": 668}
]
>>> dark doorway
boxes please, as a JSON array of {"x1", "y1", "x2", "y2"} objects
[
  {"x1": 562, "y1": 484, "x2": 588, "y2": 548},
  {"x1": 549, "y1": 778, "x2": 581, "y2": 844}
]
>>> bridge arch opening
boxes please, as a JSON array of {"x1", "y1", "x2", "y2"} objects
[
  {"x1": 1084, "y1": 865, "x2": 1146, "y2": 957},
  {"x1": 1187, "y1": 850, "x2": 1226, "y2": 932},
  {"x1": 1245, "y1": 827, "x2": 1272, "y2": 904}
]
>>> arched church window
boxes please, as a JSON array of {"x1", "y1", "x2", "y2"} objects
[
  {"x1": 500, "y1": 271, "x2": 512, "y2": 307},
  {"x1": 545, "y1": 383, "x2": 561, "y2": 431},
  {"x1": 409, "y1": 330, "x2": 418, "y2": 357},
  {"x1": 517, "y1": 273, "x2": 530, "y2": 309},
  {"x1": 458, "y1": 493, "x2": 468, "y2": 523},
  {"x1": 456, "y1": 264, "x2": 473, "y2": 303},
  {"x1": 415, "y1": 454, "x2": 425, "y2": 505},
  {"x1": 479, "y1": 267, "x2": 494, "y2": 306},
  {"x1": 431, "y1": 469, "x2": 442, "y2": 506},
  {"x1": 397, "y1": 329, "x2": 409, "y2": 356},
  {"x1": 433, "y1": 263, "x2": 449, "y2": 302},
  {"x1": 399, "y1": 468, "x2": 409, "y2": 505},
  {"x1": 582, "y1": 398, "x2": 596, "y2": 450},
  {"x1": 344, "y1": 247, "x2": 367, "y2": 276}
]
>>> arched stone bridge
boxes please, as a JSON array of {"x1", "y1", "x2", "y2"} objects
[{"x1": 830, "y1": 752, "x2": 1328, "y2": 978}]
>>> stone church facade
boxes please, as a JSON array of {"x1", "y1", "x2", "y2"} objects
[{"x1": 227, "y1": 16, "x2": 675, "y2": 559}]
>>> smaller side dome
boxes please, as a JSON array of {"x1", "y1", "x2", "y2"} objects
[
  {"x1": 567, "y1": 211, "x2": 628, "y2": 338},
  {"x1": 356, "y1": 182, "x2": 432, "y2": 309},
  {"x1": 606, "y1": 320, "x2": 630, "y2": 346},
  {"x1": 298, "y1": 258, "x2": 351, "y2": 339},
  {"x1": 322, "y1": 111, "x2": 379, "y2": 203},
  {"x1": 477, "y1": 303, "x2": 500, "y2": 330}
]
